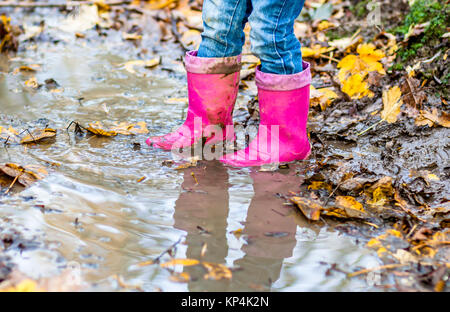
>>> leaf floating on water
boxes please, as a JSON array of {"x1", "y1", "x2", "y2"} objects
[
  {"x1": 12, "y1": 64, "x2": 41, "y2": 75},
  {"x1": 160, "y1": 258, "x2": 200, "y2": 268},
  {"x1": 289, "y1": 196, "x2": 323, "y2": 221},
  {"x1": 110, "y1": 121, "x2": 149, "y2": 135},
  {"x1": 0, "y1": 279, "x2": 41, "y2": 292},
  {"x1": 175, "y1": 158, "x2": 198, "y2": 170},
  {"x1": 122, "y1": 58, "x2": 161, "y2": 74},
  {"x1": 0, "y1": 126, "x2": 20, "y2": 143},
  {"x1": 86, "y1": 121, "x2": 117, "y2": 137},
  {"x1": 20, "y1": 128, "x2": 57, "y2": 144},
  {"x1": 0, "y1": 163, "x2": 48, "y2": 187},
  {"x1": 169, "y1": 272, "x2": 191, "y2": 283},
  {"x1": 201, "y1": 262, "x2": 232, "y2": 281},
  {"x1": 24, "y1": 77, "x2": 40, "y2": 89}
]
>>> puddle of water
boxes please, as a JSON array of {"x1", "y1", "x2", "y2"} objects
[{"x1": 0, "y1": 14, "x2": 383, "y2": 291}]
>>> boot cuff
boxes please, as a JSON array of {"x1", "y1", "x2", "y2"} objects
[
  {"x1": 185, "y1": 50, "x2": 242, "y2": 74},
  {"x1": 255, "y1": 61, "x2": 311, "y2": 91}
]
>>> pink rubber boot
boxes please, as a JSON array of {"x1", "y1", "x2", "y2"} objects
[
  {"x1": 146, "y1": 51, "x2": 241, "y2": 150},
  {"x1": 221, "y1": 61, "x2": 311, "y2": 167}
]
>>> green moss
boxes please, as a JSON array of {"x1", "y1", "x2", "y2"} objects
[
  {"x1": 393, "y1": 0, "x2": 449, "y2": 62},
  {"x1": 351, "y1": 0, "x2": 370, "y2": 18}
]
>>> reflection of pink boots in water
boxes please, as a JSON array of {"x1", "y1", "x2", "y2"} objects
[{"x1": 146, "y1": 51, "x2": 311, "y2": 167}]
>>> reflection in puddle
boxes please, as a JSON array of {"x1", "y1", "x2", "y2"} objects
[{"x1": 170, "y1": 162, "x2": 380, "y2": 291}]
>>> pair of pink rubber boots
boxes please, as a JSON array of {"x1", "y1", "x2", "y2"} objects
[{"x1": 146, "y1": 51, "x2": 311, "y2": 167}]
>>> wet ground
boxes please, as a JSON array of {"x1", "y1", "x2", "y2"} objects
[{"x1": 0, "y1": 4, "x2": 448, "y2": 292}]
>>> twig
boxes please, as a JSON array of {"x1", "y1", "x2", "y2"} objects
[
  {"x1": 412, "y1": 241, "x2": 450, "y2": 252},
  {"x1": 348, "y1": 263, "x2": 408, "y2": 278},
  {"x1": 4, "y1": 171, "x2": 22, "y2": 194},
  {"x1": 357, "y1": 119, "x2": 383, "y2": 136},
  {"x1": 139, "y1": 236, "x2": 183, "y2": 266},
  {"x1": 0, "y1": 1, "x2": 131, "y2": 8}
]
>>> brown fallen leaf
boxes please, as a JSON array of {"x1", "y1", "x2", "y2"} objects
[
  {"x1": 290, "y1": 196, "x2": 322, "y2": 221},
  {"x1": 401, "y1": 77, "x2": 426, "y2": 109},
  {"x1": 20, "y1": 128, "x2": 57, "y2": 144},
  {"x1": 415, "y1": 109, "x2": 450, "y2": 128},
  {"x1": 86, "y1": 121, "x2": 117, "y2": 137},
  {"x1": 0, "y1": 163, "x2": 48, "y2": 187}
]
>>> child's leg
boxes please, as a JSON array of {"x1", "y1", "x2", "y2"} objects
[
  {"x1": 248, "y1": 0, "x2": 305, "y2": 74},
  {"x1": 198, "y1": 0, "x2": 252, "y2": 58}
]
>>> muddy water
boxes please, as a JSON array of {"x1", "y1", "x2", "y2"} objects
[{"x1": 0, "y1": 17, "x2": 382, "y2": 291}]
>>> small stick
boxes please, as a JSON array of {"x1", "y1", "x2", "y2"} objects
[
  {"x1": 412, "y1": 241, "x2": 450, "y2": 252},
  {"x1": 140, "y1": 237, "x2": 183, "y2": 266},
  {"x1": 4, "y1": 172, "x2": 21, "y2": 194},
  {"x1": 348, "y1": 263, "x2": 408, "y2": 278}
]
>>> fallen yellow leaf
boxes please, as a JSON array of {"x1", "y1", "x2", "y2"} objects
[
  {"x1": 381, "y1": 86, "x2": 403, "y2": 123},
  {"x1": 341, "y1": 73, "x2": 374, "y2": 99},
  {"x1": 290, "y1": 196, "x2": 322, "y2": 221},
  {"x1": 160, "y1": 258, "x2": 200, "y2": 268}
]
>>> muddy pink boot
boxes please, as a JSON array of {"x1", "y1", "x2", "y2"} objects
[
  {"x1": 146, "y1": 51, "x2": 241, "y2": 150},
  {"x1": 221, "y1": 61, "x2": 311, "y2": 167}
]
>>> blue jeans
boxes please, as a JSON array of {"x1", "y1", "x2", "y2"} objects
[{"x1": 197, "y1": 0, "x2": 305, "y2": 75}]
